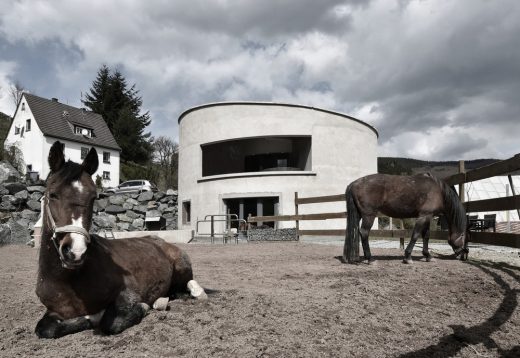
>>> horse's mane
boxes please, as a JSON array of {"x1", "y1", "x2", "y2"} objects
[
  {"x1": 46, "y1": 160, "x2": 85, "y2": 186},
  {"x1": 437, "y1": 178, "x2": 467, "y2": 233}
]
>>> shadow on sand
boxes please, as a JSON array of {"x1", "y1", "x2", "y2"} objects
[{"x1": 398, "y1": 260, "x2": 519, "y2": 357}]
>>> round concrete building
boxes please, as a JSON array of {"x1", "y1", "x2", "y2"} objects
[{"x1": 178, "y1": 102, "x2": 378, "y2": 235}]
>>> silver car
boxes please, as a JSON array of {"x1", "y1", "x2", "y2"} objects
[{"x1": 106, "y1": 180, "x2": 157, "y2": 194}]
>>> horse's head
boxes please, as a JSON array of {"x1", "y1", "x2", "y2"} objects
[
  {"x1": 45, "y1": 141, "x2": 98, "y2": 269},
  {"x1": 448, "y1": 225, "x2": 470, "y2": 261}
]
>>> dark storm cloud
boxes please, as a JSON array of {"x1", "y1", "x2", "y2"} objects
[
  {"x1": 147, "y1": 0, "x2": 367, "y2": 37},
  {"x1": 0, "y1": 0, "x2": 518, "y2": 160}
]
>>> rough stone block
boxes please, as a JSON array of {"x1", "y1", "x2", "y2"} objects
[{"x1": 138, "y1": 191, "x2": 154, "y2": 202}]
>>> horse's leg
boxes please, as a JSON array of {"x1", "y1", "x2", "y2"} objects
[
  {"x1": 403, "y1": 217, "x2": 429, "y2": 264},
  {"x1": 421, "y1": 216, "x2": 433, "y2": 262},
  {"x1": 360, "y1": 215, "x2": 376, "y2": 264},
  {"x1": 99, "y1": 293, "x2": 150, "y2": 335},
  {"x1": 35, "y1": 311, "x2": 93, "y2": 339}
]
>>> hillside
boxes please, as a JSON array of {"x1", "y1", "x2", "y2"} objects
[
  {"x1": 378, "y1": 157, "x2": 500, "y2": 178},
  {"x1": 0, "y1": 112, "x2": 12, "y2": 142}
]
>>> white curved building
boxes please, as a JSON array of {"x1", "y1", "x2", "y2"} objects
[{"x1": 178, "y1": 102, "x2": 378, "y2": 234}]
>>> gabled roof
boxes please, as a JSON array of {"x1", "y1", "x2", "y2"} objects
[{"x1": 23, "y1": 93, "x2": 120, "y2": 151}]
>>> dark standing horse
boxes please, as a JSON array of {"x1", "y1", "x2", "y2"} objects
[
  {"x1": 343, "y1": 173, "x2": 468, "y2": 264},
  {"x1": 35, "y1": 141, "x2": 206, "y2": 338}
]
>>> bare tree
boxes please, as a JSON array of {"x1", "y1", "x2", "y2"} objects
[
  {"x1": 152, "y1": 136, "x2": 179, "y2": 190},
  {"x1": 9, "y1": 81, "x2": 25, "y2": 108}
]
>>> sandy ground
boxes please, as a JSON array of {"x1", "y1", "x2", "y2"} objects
[{"x1": 0, "y1": 242, "x2": 519, "y2": 357}]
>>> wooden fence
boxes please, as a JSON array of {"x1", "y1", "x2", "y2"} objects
[{"x1": 248, "y1": 153, "x2": 520, "y2": 249}]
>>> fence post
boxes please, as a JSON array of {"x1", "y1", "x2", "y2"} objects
[
  {"x1": 459, "y1": 160, "x2": 465, "y2": 203},
  {"x1": 294, "y1": 192, "x2": 300, "y2": 241},
  {"x1": 508, "y1": 174, "x2": 520, "y2": 219},
  {"x1": 210, "y1": 215, "x2": 214, "y2": 244}
]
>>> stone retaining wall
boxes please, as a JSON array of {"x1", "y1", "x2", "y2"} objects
[
  {"x1": 247, "y1": 227, "x2": 297, "y2": 241},
  {"x1": 0, "y1": 177, "x2": 178, "y2": 245}
]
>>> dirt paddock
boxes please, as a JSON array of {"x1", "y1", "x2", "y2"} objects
[{"x1": 0, "y1": 242, "x2": 519, "y2": 357}]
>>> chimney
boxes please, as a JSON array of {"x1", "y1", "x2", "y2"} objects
[{"x1": 51, "y1": 98, "x2": 58, "y2": 102}]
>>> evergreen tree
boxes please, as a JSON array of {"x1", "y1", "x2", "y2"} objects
[
  {"x1": 83, "y1": 65, "x2": 153, "y2": 163},
  {"x1": 82, "y1": 65, "x2": 111, "y2": 126}
]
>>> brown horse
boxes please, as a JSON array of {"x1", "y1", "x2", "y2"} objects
[
  {"x1": 35, "y1": 141, "x2": 206, "y2": 338},
  {"x1": 343, "y1": 173, "x2": 468, "y2": 264}
]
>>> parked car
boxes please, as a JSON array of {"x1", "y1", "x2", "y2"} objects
[{"x1": 105, "y1": 180, "x2": 158, "y2": 195}]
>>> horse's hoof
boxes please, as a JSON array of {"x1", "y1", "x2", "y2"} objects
[
  {"x1": 424, "y1": 256, "x2": 435, "y2": 262},
  {"x1": 402, "y1": 258, "x2": 413, "y2": 264},
  {"x1": 153, "y1": 297, "x2": 169, "y2": 311},
  {"x1": 139, "y1": 303, "x2": 151, "y2": 315},
  {"x1": 363, "y1": 259, "x2": 377, "y2": 265},
  {"x1": 188, "y1": 280, "x2": 208, "y2": 300}
]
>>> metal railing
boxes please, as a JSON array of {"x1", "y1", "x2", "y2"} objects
[{"x1": 196, "y1": 214, "x2": 248, "y2": 244}]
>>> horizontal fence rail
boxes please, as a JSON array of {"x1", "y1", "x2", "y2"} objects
[
  {"x1": 444, "y1": 154, "x2": 520, "y2": 186},
  {"x1": 247, "y1": 153, "x2": 520, "y2": 249},
  {"x1": 248, "y1": 212, "x2": 346, "y2": 223}
]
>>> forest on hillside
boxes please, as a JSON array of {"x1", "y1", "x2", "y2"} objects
[{"x1": 378, "y1": 157, "x2": 500, "y2": 177}]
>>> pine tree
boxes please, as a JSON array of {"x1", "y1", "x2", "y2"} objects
[
  {"x1": 83, "y1": 66, "x2": 153, "y2": 163},
  {"x1": 83, "y1": 65, "x2": 111, "y2": 126}
]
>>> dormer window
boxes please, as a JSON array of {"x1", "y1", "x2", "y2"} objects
[{"x1": 74, "y1": 125, "x2": 93, "y2": 138}]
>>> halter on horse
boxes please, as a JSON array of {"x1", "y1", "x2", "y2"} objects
[{"x1": 42, "y1": 192, "x2": 91, "y2": 269}]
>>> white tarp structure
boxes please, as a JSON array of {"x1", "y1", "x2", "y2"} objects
[{"x1": 456, "y1": 175, "x2": 520, "y2": 222}]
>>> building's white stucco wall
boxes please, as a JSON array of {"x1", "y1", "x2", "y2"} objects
[
  {"x1": 4, "y1": 97, "x2": 120, "y2": 187},
  {"x1": 4, "y1": 97, "x2": 46, "y2": 175},
  {"x1": 179, "y1": 103, "x2": 378, "y2": 233},
  {"x1": 41, "y1": 137, "x2": 120, "y2": 187}
]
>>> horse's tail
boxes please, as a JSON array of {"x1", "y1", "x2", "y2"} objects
[{"x1": 343, "y1": 183, "x2": 360, "y2": 264}]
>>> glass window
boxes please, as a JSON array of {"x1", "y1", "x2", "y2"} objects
[
  {"x1": 81, "y1": 147, "x2": 89, "y2": 159},
  {"x1": 182, "y1": 201, "x2": 191, "y2": 224},
  {"x1": 103, "y1": 151, "x2": 110, "y2": 163},
  {"x1": 15, "y1": 126, "x2": 20, "y2": 135},
  {"x1": 26, "y1": 119, "x2": 31, "y2": 131},
  {"x1": 75, "y1": 126, "x2": 82, "y2": 135},
  {"x1": 103, "y1": 171, "x2": 110, "y2": 180}
]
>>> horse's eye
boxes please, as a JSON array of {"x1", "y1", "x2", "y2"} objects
[{"x1": 50, "y1": 193, "x2": 59, "y2": 200}]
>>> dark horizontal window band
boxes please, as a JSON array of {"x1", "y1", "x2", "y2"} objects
[{"x1": 197, "y1": 171, "x2": 316, "y2": 183}]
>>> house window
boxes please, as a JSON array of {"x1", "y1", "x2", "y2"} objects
[
  {"x1": 103, "y1": 171, "x2": 110, "y2": 180},
  {"x1": 21, "y1": 103, "x2": 25, "y2": 111},
  {"x1": 81, "y1": 147, "x2": 89, "y2": 159},
  {"x1": 26, "y1": 164, "x2": 32, "y2": 172},
  {"x1": 74, "y1": 125, "x2": 93, "y2": 137},
  {"x1": 103, "y1": 152, "x2": 111, "y2": 164},
  {"x1": 15, "y1": 126, "x2": 20, "y2": 135},
  {"x1": 26, "y1": 119, "x2": 31, "y2": 131},
  {"x1": 182, "y1": 201, "x2": 191, "y2": 225}
]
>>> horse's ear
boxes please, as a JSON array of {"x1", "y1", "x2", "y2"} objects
[
  {"x1": 48, "y1": 141, "x2": 65, "y2": 172},
  {"x1": 82, "y1": 147, "x2": 98, "y2": 175}
]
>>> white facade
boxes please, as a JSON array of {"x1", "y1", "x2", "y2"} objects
[
  {"x1": 4, "y1": 96, "x2": 120, "y2": 187},
  {"x1": 178, "y1": 103, "x2": 378, "y2": 233}
]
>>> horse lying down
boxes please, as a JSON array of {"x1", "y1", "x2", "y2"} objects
[{"x1": 35, "y1": 141, "x2": 206, "y2": 339}]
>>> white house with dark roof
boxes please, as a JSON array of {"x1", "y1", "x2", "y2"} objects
[{"x1": 4, "y1": 93, "x2": 120, "y2": 187}]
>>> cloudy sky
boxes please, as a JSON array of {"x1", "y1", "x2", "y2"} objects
[{"x1": 0, "y1": 0, "x2": 518, "y2": 160}]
